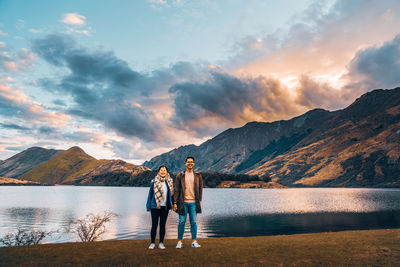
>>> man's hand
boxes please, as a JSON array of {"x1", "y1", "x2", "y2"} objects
[{"x1": 173, "y1": 204, "x2": 177, "y2": 211}]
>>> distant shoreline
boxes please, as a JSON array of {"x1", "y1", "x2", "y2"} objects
[{"x1": 1, "y1": 183, "x2": 400, "y2": 189}]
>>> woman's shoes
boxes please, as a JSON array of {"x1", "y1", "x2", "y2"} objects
[
  {"x1": 176, "y1": 241, "x2": 182, "y2": 249},
  {"x1": 148, "y1": 242, "x2": 166, "y2": 249}
]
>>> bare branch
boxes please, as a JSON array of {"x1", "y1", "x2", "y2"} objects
[
  {"x1": 68, "y1": 211, "x2": 118, "y2": 242},
  {"x1": 0, "y1": 228, "x2": 56, "y2": 246}
]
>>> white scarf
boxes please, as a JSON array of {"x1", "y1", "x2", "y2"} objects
[{"x1": 154, "y1": 173, "x2": 174, "y2": 208}]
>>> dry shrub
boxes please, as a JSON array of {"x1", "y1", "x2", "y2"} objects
[
  {"x1": 68, "y1": 211, "x2": 118, "y2": 242},
  {"x1": 0, "y1": 228, "x2": 55, "y2": 246}
]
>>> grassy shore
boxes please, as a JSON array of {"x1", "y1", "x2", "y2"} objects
[{"x1": 1, "y1": 229, "x2": 399, "y2": 266}]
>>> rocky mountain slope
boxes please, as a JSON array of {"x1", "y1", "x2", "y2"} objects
[
  {"x1": 144, "y1": 88, "x2": 400, "y2": 187},
  {"x1": 0, "y1": 147, "x2": 62, "y2": 178},
  {"x1": 248, "y1": 88, "x2": 400, "y2": 187},
  {"x1": 144, "y1": 109, "x2": 334, "y2": 173}
]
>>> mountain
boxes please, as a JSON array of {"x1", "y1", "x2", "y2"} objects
[
  {"x1": 17, "y1": 147, "x2": 152, "y2": 186},
  {"x1": 67, "y1": 161, "x2": 275, "y2": 188},
  {"x1": 68, "y1": 160, "x2": 152, "y2": 186},
  {"x1": 19, "y1": 146, "x2": 107, "y2": 184},
  {"x1": 0, "y1": 147, "x2": 62, "y2": 178},
  {"x1": 248, "y1": 88, "x2": 400, "y2": 187},
  {"x1": 144, "y1": 87, "x2": 400, "y2": 187},
  {"x1": 144, "y1": 109, "x2": 334, "y2": 173},
  {"x1": 2, "y1": 146, "x2": 277, "y2": 187}
]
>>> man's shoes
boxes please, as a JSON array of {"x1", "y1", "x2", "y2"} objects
[
  {"x1": 158, "y1": 242, "x2": 166, "y2": 249},
  {"x1": 148, "y1": 243, "x2": 155, "y2": 249},
  {"x1": 176, "y1": 241, "x2": 183, "y2": 249},
  {"x1": 191, "y1": 240, "x2": 201, "y2": 248}
]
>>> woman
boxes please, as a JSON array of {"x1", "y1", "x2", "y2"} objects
[{"x1": 146, "y1": 165, "x2": 174, "y2": 249}]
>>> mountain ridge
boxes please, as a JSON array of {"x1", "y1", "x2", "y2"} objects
[
  {"x1": 0, "y1": 147, "x2": 63, "y2": 178},
  {"x1": 19, "y1": 146, "x2": 105, "y2": 184},
  {"x1": 143, "y1": 108, "x2": 334, "y2": 173},
  {"x1": 144, "y1": 87, "x2": 400, "y2": 187}
]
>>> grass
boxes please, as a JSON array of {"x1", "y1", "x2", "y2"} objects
[
  {"x1": 19, "y1": 147, "x2": 105, "y2": 184},
  {"x1": 1, "y1": 229, "x2": 399, "y2": 266}
]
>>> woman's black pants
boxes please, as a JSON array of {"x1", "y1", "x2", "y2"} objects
[{"x1": 150, "y1": 206, "x2": 169, "y2": 243}]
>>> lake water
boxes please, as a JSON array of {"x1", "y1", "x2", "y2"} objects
[{"x1": 0, "y1": 186, "x2": 399, "y2": 245}]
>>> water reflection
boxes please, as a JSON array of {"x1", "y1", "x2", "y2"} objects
[
  {"x1": 199, "y1": 211, "x2": 400, "y2": 237},
  {"x1": 0, "y1": 186, "x2": 399, "y2": 245},
  {"x1": 202, "y1": 188, "x2": 399, "y2": 216}
]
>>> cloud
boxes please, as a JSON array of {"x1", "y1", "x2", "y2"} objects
[
  {"x1": 2, "y1": 61, "x2": 18, "y2": 72},
  {"x1": 147, "y1": 0, "x2": 168, "y2": 5},
  {"x1": 15, "y1": 19, "x2": 25, "y2": 30},
  {"x1": 32, "y1": 34, "x2": 232, "y2": 143},
  {"x1": 60, "y1": 13, "x2": 91, "y2": 35},
  {"x1": 169, "y1": 69, "x2": 300, "y2": 134},
  {"x1": 32, "y1": 34, "x2": 161, "y2": 141},
  {"x1": 345, "y1": 33, "x2": 400, "y2": 94},
  {"x1": 32, "y1": 34, "x2": 143, "y2": 91},
  {"x1": 26, "y1": 0, "x2": 400, "y2": 162},
  {"x1": 38, "y1": 126, "x2": 57, "y2": 135},
  {"x1": 0, "y1": 83, "x2": 70, "y2": 128},
  {"x1": 295, "y1": 74, "x2": 344, "y2": 110},
  {"x1": 61, "y1": 13, "x2": 86, "y2": 26},
  {"x1": 0, "y1": 123, "x2": 30, "y2": 131},
  {"x1": 229, "y1": 0, "x2": 400, "y2": 78},
  {"x1": 0, "y1": 43, "x2": 36, "y2": 73},
  {"x1": 52, "y1": 99, "x2": 67, "y2": 106},
  {"x1": 146, "y1": 0, "x2": 184, "y2": 9},
  {"x1": 104, "y1": 138, "x2": 182, "y2": 164},
  {"x1": 66, "y1": 28, "x2": 90, "y2": 36},
  {"x1": 16, "y1": 48, "x2": 35, "y2": 69},
  {"x1": 0, "y1": 29, "x2": 8, "y2": 37},
  {"x1": 0, "y1": 75, "x2": 14, "y2": 82},
  {"x1": 29, "y1": 28, "x2": 41, "y2": 34},
  {"x1": 221, "y1": 0, "x2": 400, "y2": 112}
]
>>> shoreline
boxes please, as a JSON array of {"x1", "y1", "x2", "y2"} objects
[
  {"x1": 1, "y1": 228, "x2": 399, "y2": 266},
  {"x1": 1, "y1": 183, "x2": 400, "y2": 189}
]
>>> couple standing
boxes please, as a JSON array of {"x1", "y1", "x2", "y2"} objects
[{"x1": 146, "y1": 156, "x2": 203, "y2": 249}]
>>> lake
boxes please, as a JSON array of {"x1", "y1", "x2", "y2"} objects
[{"x1": 0, "y1": 186, "x2": 399, "y2": 246}]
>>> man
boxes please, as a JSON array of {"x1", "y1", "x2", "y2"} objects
[{"x1": 173, "y1": 156, "x2": 203, "y2": 248}]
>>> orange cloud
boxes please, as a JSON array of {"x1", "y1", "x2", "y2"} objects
[
  {"x1": 0, "y1": 83, "x2": 70, "y2": 128},
  {"x1": 61, "y1": 13, "x2": 86, "y2": 26},
  {"x1": 231, "y1": 1, "x2": 400, "y2": 103}
]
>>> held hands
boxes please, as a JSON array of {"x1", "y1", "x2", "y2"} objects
[{"x1": 173, "y1": 204, "x2": 177, "y2": 211}]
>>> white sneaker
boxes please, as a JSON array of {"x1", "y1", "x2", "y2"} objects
[
  {"x1": 158, "y1": 242, "x2": 166, "y2": 249},
  {"x1": 148, "y1": 243, "x2": 155, "y2": 249},
  {"x1": 191, "y1": 240, "x2": 201, "y2": 248},
  {"x1": 176, "y1": 241, "x2": 182, "y2": 249}
]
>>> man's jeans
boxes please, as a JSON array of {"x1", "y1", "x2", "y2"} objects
[{"x1": 178, "y1": 202, "x2": 197, "y2": 240}]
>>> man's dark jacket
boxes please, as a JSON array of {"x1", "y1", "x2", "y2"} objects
[{"x1": 173, "y1": 171, "x2": 203, "y2": 215}]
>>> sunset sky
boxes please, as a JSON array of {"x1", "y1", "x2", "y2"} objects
[{"x1": 1, "y1": 0, "x2": 400, "y2": 163}]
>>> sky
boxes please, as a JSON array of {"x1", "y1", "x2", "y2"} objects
[{"x1": 0, "y1": 0, "x2": 400, "y2": 163}]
